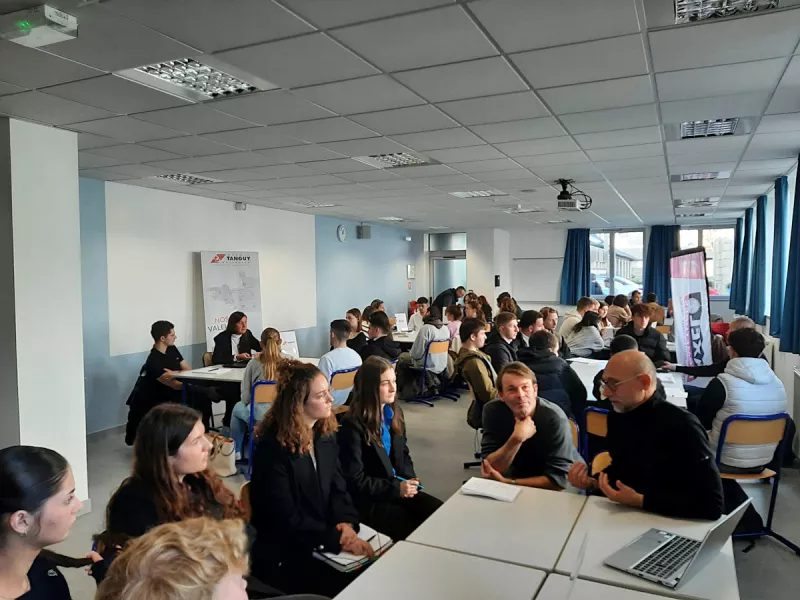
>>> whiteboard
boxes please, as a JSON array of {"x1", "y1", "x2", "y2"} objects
[{"x1": 511, "y1": 257, "x2": 563, "y2": 303}]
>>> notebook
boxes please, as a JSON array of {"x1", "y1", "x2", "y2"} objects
[
  {"x1": 461, "y1": 477, "x2": 521, "y2": 502},
  {"x1": 312, "y1": 524, "x2": 393, "y2": 573}
]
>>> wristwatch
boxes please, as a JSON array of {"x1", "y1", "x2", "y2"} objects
[{"x1": 511, "y1": 478, "x2": 517, "y2": 485}]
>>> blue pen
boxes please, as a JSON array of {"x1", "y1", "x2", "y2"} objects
[{"x1": 395, "y1": 476, "x2": 423, "y2": 490}]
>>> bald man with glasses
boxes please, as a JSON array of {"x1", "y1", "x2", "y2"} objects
[{"x1": 568, "y1": 351, "x2": 723, "y2": 521}]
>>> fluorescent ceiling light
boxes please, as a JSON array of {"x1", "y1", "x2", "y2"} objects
[
  {"x1": 674, "y1": 0, "x2": 778, "y2": 24},
  {"x1": 151, "y1": 173, "x2": 221, "y2": 185},
  {"x1": 379, "y1": 216, "x2": 405, "y2": 222},
  {"x1": 674, "y1": 197, "x2": 720, "y2": 207},
  {"x1": 680, "y1": 118, "x2": 739, "y2": 138},
  {"x1": 674, "y1": 171, "x2": 731, "y2": 182},
  {"x1": 450, "y1": 190, "x2": 508, "y2": 199},
  {"x1": 503, "y1": 206, "x2": 544, "y2": 214},
  {"x1": 677, "y1": 212, "x2": 712, "y2": 218},
  {"x1": 293, "y1": 200, "x2": 339, "y2": 208},
  {"x1": 352, "y1": 153, "x2": 431, "y2": 169},
  {"x1": 545, "y1": 218, "x2": 571, "y2": 224},
  {"x1": 428, "y1": 225, "x2": 449, "y2": 229}
]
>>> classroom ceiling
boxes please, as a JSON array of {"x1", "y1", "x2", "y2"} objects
[{"x1": 2, "y1": 0, "x2": 799, "y2": 231}]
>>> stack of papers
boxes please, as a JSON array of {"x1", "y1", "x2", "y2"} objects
[
  {"x1": 313, "y1": 524, "x2": 393, "y2": 573},
  {"x1": 461, "y1": 477, "x2": 521, "y2": 502}
]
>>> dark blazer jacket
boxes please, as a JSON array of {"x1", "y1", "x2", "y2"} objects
[
  {"x1": 211, "y1": 329, "x2": 261, "y2": 365},
  {"x1": 336, "y1": 414, "x2": 415, "y2": 509},
  {"x1": 249, "y1": 427, "x2": 360, "y2": 567}
]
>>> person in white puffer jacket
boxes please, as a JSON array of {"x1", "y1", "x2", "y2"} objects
[{"x1": 695, "y1": 328, "x2": 787, "y2": 474}]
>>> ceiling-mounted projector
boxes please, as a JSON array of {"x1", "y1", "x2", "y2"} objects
[
  {"x1": 556, "y1": 178, "x2": 593, "y2": 212},
  {"x1": 0, "y1": 5, "x2": 77, "y2": 48}
]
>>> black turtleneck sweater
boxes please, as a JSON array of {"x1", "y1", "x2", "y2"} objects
[{"x1": 602, "y1": 386, "x2": 723, "y2": 520}]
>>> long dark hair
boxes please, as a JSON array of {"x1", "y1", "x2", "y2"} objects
[
  {"x1": 572, "y1": 311, "x2": 600, "y2": 334},
  {"x1": 256, "y1": 361, "x2": 337, "y2": 453},
  {"x1": 226, "y1": 311, "x2": 246, "y2": 334},
  {"x1": 349, "y1": 357, "x2": 404, "y2": 445},
  {"x1": 109, "y1": 405, "x2": 243, "y2": 525}
]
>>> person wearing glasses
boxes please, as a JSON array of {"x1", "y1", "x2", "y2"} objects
[{"x1": 567, "y1": 351, "x2": 723, "y2": 520}]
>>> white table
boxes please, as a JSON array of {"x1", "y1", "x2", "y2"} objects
[
  {"x1": 175, "y1": 357, "x2": 320, "y2": 383},
  {"x1": 538, "y1": 574, "x2": 674, "y2": 600},
  {"x1": 555, "y1": 497, "x2": 739, "y2": 600},
  {"x1": 393, "y1": 330, "x2": 418, "y2": 344},
  {"x1": 334, "y1": 542, "x2": 546, "y2": 600},
  {"x1": 407, "y1": 486, "x2": 587, "y2": 571}
]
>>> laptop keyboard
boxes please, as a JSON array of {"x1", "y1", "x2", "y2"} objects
[{"x1": 632, "y1": 536, "x2": 702, "y2": 580}]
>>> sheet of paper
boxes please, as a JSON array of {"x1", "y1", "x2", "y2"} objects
[
  {"x1": 196, "y1": 367, "x2": 231, "y2": 374},
  {"x1": 461, "y1": 477, "x2": 521, "y2": 502},
  {"x1": 394, "y1": 313, "x2": 409, "y2": 332}
]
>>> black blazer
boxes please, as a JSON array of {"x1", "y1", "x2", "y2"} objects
[
  {"x1": 250, "y1": 427, "x2": 360, "y2": 566},
  {"x1": 337, "y1": 414, "x2": 415, "y2": 509},
  {"x1": 211, "y1": 329, "x2": 261, "y2": 365}
]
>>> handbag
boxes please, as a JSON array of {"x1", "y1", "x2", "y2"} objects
[{"x1": 205, "y1": 433, "x2": 237, "y2": 477}]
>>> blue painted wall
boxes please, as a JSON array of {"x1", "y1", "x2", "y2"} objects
[{"x1": 79, "y1": 180, "x2": 415, "y2": 433}]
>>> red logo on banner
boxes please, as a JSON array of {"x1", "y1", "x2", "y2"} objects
[{"x1": 210, "y1": 253, "x2": 226, "y2": 263}]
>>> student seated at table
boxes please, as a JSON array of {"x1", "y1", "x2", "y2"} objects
[
  {"x1": 370, "y1": 299, "x2": 385, "y2": 312},
  {"x1": 615, "y1": 304, "x2": 669, "y2": 366},
  {"x1": 431, "y1": 285, "x2": 466, "y2": 312},
  {"x1": 629, "y1": 290, "x2": 642, "y2": 307},
  {"x1": 694, "y1": 328, "x2": 787, "y2": 474},
  {"x1": 516, "y1": 310, "x2": 543, "y2": 348},
  {"x1": 338, "y1": 357, "x2": 443, "y2": 541},
  {"x1": 591, "y1": 334, "x2": 639, "y2": 405},
  {"x1": 484, "y1": 311, "x2": 520, "y2": 373},
  {"x1": 456, "y1": 318, "x2": 499, "y2": 430},
  {"x1": 464, "y1": 299, "x2": 484, "y2": 322},
  {"x1": 644, "y1": 293, "x2": 666, "y2": 324},
  {"x1": 445, "y1": 304, "x2": 463, "y2": 340},
  {"x1": 480, "y1": 362, "x2": 583, "y2": 490},
  {"x1": 250, "y1": 362, "x2": 373, "y2": 597},
  {"x1": 345, "y1": 307, "x2": 367, "y2": 353},
  {"x1": 597, "y1": 301, "x2": 610, "y2": 328},
  {"x1": 565, "y1": 311, "x2": 605, "y2": 358},
  {"x1": 604, "y1": 294, "x2": 615, "y2": 306},
  {"x1": 662, "y1": 316, "x2": 757, "y2": 377},
  {"x1": 567, "y1": 351, "x2": 723, "y2": 520},
  {"x1": 497, "y1": 295, "x2": 521, "y2": 320},
  {"x1": 360, "y1": 305, "x2": 375, "y2": 336},
  {"x1": 478, "y1": 294, "x2": 493, "y2": 323},
  {"x1": 541, "y1": 307, "x2": 572, "y2": 360},
  {"x1": 558, "y1": 296, "x2": 598, "y2": 338},
  {"x1": 408, "y1": 296, "x2": 429, "y2": 332},
  {"x1": 318, "y1": 319, "x2": 363, "y2": 408},
  {"x1": 231, "y1": 328, "x2": 285, "y2": 459},
  {"x1": 359, "y1": 311, "x2": 402, "y2": 362},
  {"x1": 606, "y1": 294, "x2": 631, "y2": 327},
  {"x1": 518, "y1": 330, "x2": 585, "y2": 420},
  {"x1": 211, "y1": 311, "x2": 261, "y2": 365},
  {"x1": 406, "y1": 306, "x2": 449, "y2": 372}
]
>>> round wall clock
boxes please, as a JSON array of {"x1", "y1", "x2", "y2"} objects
[{"x1": 336, "y1": 224, "x2": 348, "y2": 242}]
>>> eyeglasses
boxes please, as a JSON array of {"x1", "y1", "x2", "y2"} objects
[{"x1": 600, "y1": 373, "x2": 643, "y2": 392}]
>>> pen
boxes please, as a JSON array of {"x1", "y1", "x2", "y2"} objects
[
  {"x1": 209, "y1": 367, "x2": 221, "y2": 372},
  {"x1": 395, "y1": 476, "x2": 424, "y2": 490}
]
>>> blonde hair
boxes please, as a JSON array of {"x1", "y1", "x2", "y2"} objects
[
  {"x1": 259, "y1": 327, "x2": 283, "y2": 381},
  {"x1": 95, "y1": 517, "x2": 248, "y2": 600}
]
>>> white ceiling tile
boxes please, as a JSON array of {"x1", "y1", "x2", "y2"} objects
[
  {"x1": 349, "y1": 105, "x2": 459, "y2": 135},
  {"x1": 193, "y1": 182, "x2": 258, "y2": 193},
  {"x1": 261, "y1": 174, "x2": 350, "y2": 189},
  {"x1": 390, "y1": 128, "x2": 484, "y2": 151},
  {"x1": 43, "y1": 75, "x2": 191, "y2": 114},
  {"x1": 204, "y1": 127, "x2": 304, "y2": 150},
  {"x1": 394, "y1": 57, "x2": 527, "y2": 103},
  {"x1": 723, "y1": 184, "x2": 772, "y2": 197},
  {"x1": 512, "y1": 35, "x2": 647, "y2": 89},
  {"x1": 575, "y1": 126, "x2": 662, "y2": 150},
  {"x1": 540, "y1": 76, "x2": 653, "y2": 115},
  {"x1": 756, "y1": 112, "x2": 800, "y2": 134},
  {"x1": 42, "y1": 5, "x2": 196, "y2": 71},
  {"x1": 560, "y1": 105, "x2": 658, "y2": 135},
  {"x1": 79, "y1": 152, "x2": 129, "y2": 169},
  {"x1": 593, "y1": 156, "x2": 667, "y2": 173},
  {"x1": 69, "y1": 116, "x2": 185, "y2": 143},
  {"x1": 765, "y1": 90, "x2": 800, "y2": 114},
  {"x1": 143, "y1": 157, "x2": 233, "y2": 172},
  {"x1": 438, "y1": 92, "x2": 551, "y2": 126},
  {"x1": 471, "y1": 0, "x2": 640, "y2": 53},
  {"x1": 670, "y1": 162, "x2": 737, "y2": 174},
  {"x1": 452, "y1": 158, "x2": 522, "y2": 173},
  {"x1": 0, "y1": 91, "x2": 114, "y2": 126},
  {"x1": 586, "y1": 143, "x2": 664, "y2": 161},
  {"x1": 321, "y1": 137, "x2": 414, "y2": 156},
  {"x1": 737, "y1": 158, "x2": 797, "y2": 172},
  {"x1": 283, "y1": 0, "x2": 453, "y2": 28},
  {"x1": 656, "y1": 59, "x2": 787, "y2": 103},
  {"x1": 469, "y1": 117, "x2": 565, "y2": 143},
  {"x1": 216, "y1": 33, "x2": 379, "y2": 89},
  {"x1": 209, "y1": 91, "x2": 336, "y2": 126},
  {"x1": 131, "y1": 105, "x2": 256, "y2": 135},
  {"x1": 729, "y1": 170, "x2": 778, "y2": 185},
  {"x1": 256, "y1": 144, "x2": 346, "y2": 163},
  {"x1": 249, "y1": 164, "x2": 324, "y2": 179},
  {"x1": 101, "y1": 164, "x2": 177, "y2": 178},
  {"x1": 0, "y1": 40, "x2": 104, "y2": 89},
  {"x1": 292, "y1": 75, "x2": 426, "y2": 115},
  {"x1": 331, "y1": 6, "x2": 496, "y2": 72},
  {"x1": 84, "y1": 144, "x2": 183, "y2": 163},
  {"x1": 426, "y1": 145, "x2": 506, "y2": 163},
  {"x1": 78, "y1": 132, "x2": 120, "y2": 150},
  {"x1": 0, "y1": 81, "x2": 25, "y2": 96},
  {"x1": 474, "y1": 170, "x2": 541, "y2": 183},
  {"x1": 338, "y1": 170, "x2": 404, "y2": 183},
  {"x1": 268, "y1": 118, "x2": 378, "y2": 143},
  {"x1": 104, "y1": 0, "x2": 314, "y2": 53},
  {"x1": 296, "y1": 159, "x2": 376, "y2": 174},
  {"x1": 391, "y1": 164, "x2": 457, "y2": 178},
  {"x1": 495, "y1": 136, "x2": 580, "y2": 157},
  {"x1": 667, "y1": 151, "x2": 744, "y2": 166},
  {"x1": 411, "y1": 174, "x2": 478, "y2": 186},
  {"x1": 649, "y1": 9, "x2": 800, "y2": 73},
  {"x1": 516, "y1": 151, "x2": 589, "y2": 168},
  {"x1": 743, "y1": 132, "x2": 800, "y2": 160},
  {"x1": 601, "y1": 165, "x2": 667, "y2": 181},
  {"x1": 78, "y1": 169, "x2": 136, "y2": 181},
  {"x1": 660, "y1": 92, "x2": 771, "y2": 124},
  {"x1": 197, "y1": 152, "x2": 284, "y2": 168},
  {"x1": 141, "y1": 136, "x2": 241, "y2": 157},
  {"x1": 532, "y1": 164, "x2": 604, "y2": 183},
  {"x1": 666, "y1": 136, "x2": 749, "y2": 156}
]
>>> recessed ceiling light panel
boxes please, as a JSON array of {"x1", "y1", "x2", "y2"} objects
[
  {"x1": 674, "y1": 197, "x2": 721, "y2": 207},
  {"x1": 674, "y1": 0, "x2": 778, "y2": 24},
  {"x1": 680, "y1": 118, "x2": 739, "y2": 138},
  {"x1": 503, "y1": 206, "x2": 544, "y2": 214},
  {"x1": 352, "y1": 153, "x2": 432, "y2": 169},
  {"x1": 151, "y1": 173, "x2": 222, "y2": 185},
  {"x1": 672, "y1": 171, "x2": 731, "y2": 182},
  {"x1": 450, "y1": 190, "x2": 509, "y2": 199},
  {"x1": 292, "y1": 200, "x2": 339, "y2": 208},
  {"x1": 379, "y1": 216, "x2": 405, "y2": 222}
]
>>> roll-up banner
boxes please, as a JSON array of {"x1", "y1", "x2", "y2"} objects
[{"x1": 670, "y1": 248, "x2": 713, "y2": 384}]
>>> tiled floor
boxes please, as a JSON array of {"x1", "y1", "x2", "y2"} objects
[{"x1": 56, "y1": 394, "x2": 800, "y2": 599}]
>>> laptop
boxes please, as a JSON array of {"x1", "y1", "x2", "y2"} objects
[{"x1": 604, "y1": 499, "x2": 751, "y2": 589}]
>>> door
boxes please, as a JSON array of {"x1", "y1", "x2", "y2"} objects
[{"x1": 431, "y1": 257, "x2": 467, "y2": 300}]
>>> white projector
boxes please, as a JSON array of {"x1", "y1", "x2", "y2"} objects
[
  {"x1": 557, "y1": 198, "x2": 586, "y2": 212},
  {"x1": 0, "y1": 5, "x2": 78, "y2": 48}
]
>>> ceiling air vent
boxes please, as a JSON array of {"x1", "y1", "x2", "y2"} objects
[
  {"x1": 675, "y1": 0, "x2": 778, "y2": 23},
  {"x1": 151, "y1": 173, "x2": 222, "y2": 185},
  {"x1": 379, "y1": 216, "x2": 405, "y2": 222},
  {"x1": 291, "y1": 200, "x2": 339, "y2": 208},
  {"x1": 677, "y1": 212, "x2": 711, "y2": 218},
  {"x1": 450, "y1": 190, "x2": 509, "y2": 199},
  {"x1": 503, "y1": 205, "x2": 545, "y2": 214},
  {"x1": 352, "y1": 153, "x2": 432, "y2": 169},
  {"x1": 680, "y1": 118, "x2": 739, "y2": 138},
  {"x1": 674, "y1": 197, "x2": 720, "y2": 207},
  {"x1": 672, "y1": 171, "x2": 731, "y2": 182}
]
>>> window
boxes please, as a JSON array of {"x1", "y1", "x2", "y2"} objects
[
  {"x1": 679, "y1": 227, "x2": 735, "y2": 297},
  {"x1": 590, "y1": 230, "x2": 644, "y2": 299}
]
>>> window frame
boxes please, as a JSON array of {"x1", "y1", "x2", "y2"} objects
[
  {"x1": 678, "y1": 225, "x2": 736, "y2": 300},
  {"x1": 590, "y1": 228, "x2": 645, "y2": 298}
]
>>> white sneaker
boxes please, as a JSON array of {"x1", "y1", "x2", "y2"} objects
[{"x1": 235, "y1": 451, "x2": 242, "y2": 461}]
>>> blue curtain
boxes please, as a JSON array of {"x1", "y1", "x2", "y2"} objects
[
  {"x1": 559, "y1": 228, "x2": 591, "y2": 305},
  {"x1": 779, "y1": 161, "x2": 800, "y2": 355},
  {"x1": 747, "y1": 196, "x2": 767, "y2": 324},
  {"x1": 770, "y1": 176, "x2": 789, "y2": 336},
  {"x1": 729, "y1": 217, "x2": 743, "y2": 309},
  {"x1": 734, "y1": 207, "x2": 754, "y2": 314},
  {"x1": 644, "y1": 225, "x2": 678, "y2": 305}
]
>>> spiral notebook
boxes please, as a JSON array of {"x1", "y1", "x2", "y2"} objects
[
  {"x1": 312, "y1": 524, "x2": 393, "y2": 573},
  {"x1": 461, "y1": 477, "x2": 521, "y2": 502}
]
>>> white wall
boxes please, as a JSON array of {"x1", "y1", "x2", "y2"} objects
[
  {"x1": 9, "y1": 120, "x2": 88, "y2": 501},
  {"x1": 510, "y1": 228, "x2": 570, "y2": 311},
  {"x1": 494, "y1": 229, "x2": 511, "y2": 295},
  {"x1": 105, "y1": 183, "x2": 317, "y2": 356},
  {"x1": 466, "y1": 228, "x2": 495, "y2": 297}
]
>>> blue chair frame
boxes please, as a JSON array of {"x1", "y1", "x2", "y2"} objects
[
  {"x1": 714, "y1": 412, "x2": 799, "y2": 555},
  {"x1": 407, "y1": 339, "x2": 458, "y2": 407},
  {"x1": 582, "y1": 406, "x2": 609, "y2": 463},
  {"x1": 246, "y1": 379, "x2": 277, "y2": 480},
  {"x1": 329, "y1": 366, "x2": 359, "y2": 407}
]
